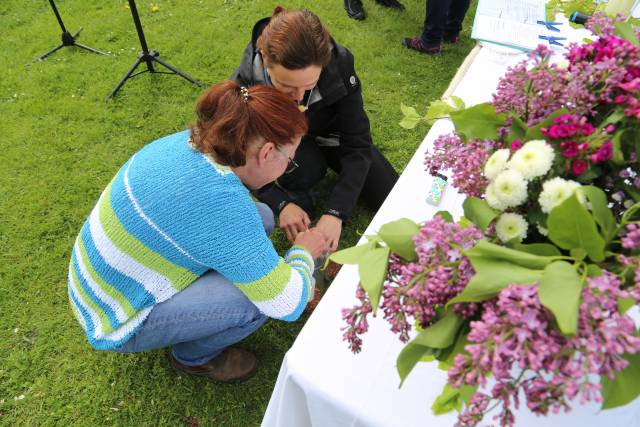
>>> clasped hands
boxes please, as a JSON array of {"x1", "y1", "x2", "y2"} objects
[{"x1": 280, "y1": 202, "x2": 342, "y2": 259}]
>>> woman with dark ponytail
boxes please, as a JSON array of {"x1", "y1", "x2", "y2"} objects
[
  {"x1": 67, "y1": 81, "x2": 327, "y2": 382},
  {"x1": 233, "y1": 7, "x2": 399, "y2": 252}
]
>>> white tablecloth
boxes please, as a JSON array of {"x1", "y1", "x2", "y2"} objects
[{"x1": 262, "y1": 27, "x2": 640, "y2": 427}]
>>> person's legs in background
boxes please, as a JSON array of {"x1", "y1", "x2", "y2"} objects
[
  {"x1": 443, "y1": 0, "x2": 472, "y2": 43},
  {"x1": 113, "y1": 202, "x2": 274, "y2": 382},
  {"x1": 403, "y1": 0, "x2": 471, "y2": 54}
]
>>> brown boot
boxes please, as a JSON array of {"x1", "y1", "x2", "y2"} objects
[{"x1": 170, "y1": 348, "x2": 258, "y2": 383}]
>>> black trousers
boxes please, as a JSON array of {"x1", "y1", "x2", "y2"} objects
[
  {"x1": 254, "y1": 136, "x2": 399, "y2": 220},
  {"x1": 420, "y1": 0, "x2": 471, "y2": 45}
]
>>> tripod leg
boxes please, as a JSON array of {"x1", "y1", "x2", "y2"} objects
[
  {"x1": 151, "y1": 56, "x2": 206, "y2": 87},
  {"x1": 105, "y1": 57, "x2": 145, "y2": 100},
  {"x1": 74, "y1": 43, "x2": 108, "y2": 56},
  {"x1": 37, "y1": 43, "x2": 65, "y2": 61}
]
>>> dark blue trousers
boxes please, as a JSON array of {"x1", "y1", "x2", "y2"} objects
[{"x1": 420, "y1": 0, "x2": 472, "y2": 46}]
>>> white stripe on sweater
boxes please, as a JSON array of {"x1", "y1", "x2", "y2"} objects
[
  {"x1": 73, "y1": 239, "x2": 129, "y2": 324},
  {"x1": 251, "y1": 268, "x2": 305, "y2": 318},
  {"x1": 88, "y1": 198, "x2": 176, "y2": 302},
  {"x1": 123, "y1": 154, "x2": 207, "y2": 267}
]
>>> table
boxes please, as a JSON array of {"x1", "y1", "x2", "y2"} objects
[{"x1": 262, "y1": 26, "x2": 640, "y2": 427}]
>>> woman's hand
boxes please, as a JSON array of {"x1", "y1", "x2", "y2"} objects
[
  {"x1": 316, "y1": 214, "x2": 342, "y2": 253},
  {"x1": 279, "y1": 203, "x2": 310, "y2": 243},
  {"x1": 294, "y1": 229, "x2": 329, "y2": 260}
]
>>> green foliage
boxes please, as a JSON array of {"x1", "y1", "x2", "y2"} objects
[
  {"x1": 581, "y1": 186, "x2": 618, "y2": 243},
  {"x1": 378, "y1": 218, "x2": 420, "y2": 261},
  {"x1": 0, "y1": 0, "x2": 479, "y2": 424},
  {"x1": 547, "y1": 193, "x2": 606, "y2": 262},
  {"x1": 601, "y1": 352, "x2": 640, "y2": 409},
  {"x1": 399, "y1": 96, "x2": 466, "y2": 129},
  {"x1": 462, "y1": 197, "x2": 498, "y2": 231},
  {"x1": 538, "y1": 261, "x2": 583, "y2": 335},
  {"x1": 449, "y1": 103, "x2": 506, "y2": 142},
  {"x1": 358, "y1": 247, "x2": 391, "y2": 313},
  {"x1": 412, "y1": 310, "x2": 464, "y2": 349}
]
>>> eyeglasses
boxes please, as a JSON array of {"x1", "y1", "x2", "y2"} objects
[{"x1": 276, "y1": 146, "x2": 299, "y2": 174}]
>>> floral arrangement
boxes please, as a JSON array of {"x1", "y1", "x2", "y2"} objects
[{"x1": 331, "y1": 14, "x2": 640, "y2": 426}]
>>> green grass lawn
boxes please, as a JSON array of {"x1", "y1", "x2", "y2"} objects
[{"x1": 0, "y1": 0, "x2": 476, "y2": 425}]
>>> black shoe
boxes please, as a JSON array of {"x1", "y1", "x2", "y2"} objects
[
  {"x1": 443, "y1": 34, "x2": 461, "y2": 44},
  {"x1": 375, "y1": 0, "x2": 405, "y2": 10},
  {"x1": 402, "y1": 37, "x2": 442, "y2": 55},
  {"x1": 344, "y1": 0, "x2": 366, "y2": 20}
]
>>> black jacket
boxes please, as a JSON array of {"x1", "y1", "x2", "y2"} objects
[{"x1": 231, "y1": 17, "x2": 374, "y2": 221}]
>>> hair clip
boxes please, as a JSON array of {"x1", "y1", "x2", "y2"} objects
[{"x1": 240, "y1": 86, "x2": 250, "y2": 103}]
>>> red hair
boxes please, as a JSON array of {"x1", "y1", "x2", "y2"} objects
[
  {"x1": 190, "y1": 80, "x2": 307, "y2": 167},
  {"x1": 257, "y1": 7, "x2": 332, "y2": 70}
]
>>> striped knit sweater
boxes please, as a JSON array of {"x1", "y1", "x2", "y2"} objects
[{"x1": 68, "y1": 130, "x2": 314, "y2": 350}]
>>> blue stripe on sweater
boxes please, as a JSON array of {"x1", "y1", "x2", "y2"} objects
[
  {"x1": 71, "y1": 250, "x2": 120, "y2": 332},
  {"x1": 109, "y1": 164, "x2": 205, "y2": 274},
  {"x1": 68, "y1": 281, "x2": 98, "y2": 344},
  {"x1": 80, "y1": 222, "x2": 156, "y2": 309}
]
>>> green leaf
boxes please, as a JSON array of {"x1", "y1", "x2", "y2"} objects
[
  {"x1": 601, "y1": 352, "x2": 640, "y2": 409},
  {"x1": 448, "y1": 254, "x2": 544, "y2": 304},
  {"x1": 400, "y1": 103, "x2": 421, "y2": 119},
  {"x1": 615, "y1": 22, "x2": 640, "y2": 47},
  {"x1": 397, "y1": 343, "x2": 433, "y2": 386},
  {"x1": 378, "y1": 218, "x2": 420, "y2": 261},
  {"x1": 329, "y1": 240, "x2": 376, "y2": 265},
  {"x1": 450, "y1": 103, "x2": 507, "y2": 142},
  {"x1": 426, "y1": 100, "x2": 455, "y2": 120},
  {"x1": 581, "y1": 186, "x2": 618, "y2": 243},
  {"x1": 586, "y1": 264, "x2": 603, "y2": 277},
  {"x1": 449, "y1": 96, "x2": 465, "y2": 110},
  {"x1": 435, "y1": 210, "x2": 454, "y2": 223},
  {"x1": 611, "y1": 131, "x2": 626, "y2": 165},
  {"x1": 358, "y1": 247, "x2": 390, "y2": 313},
  {"x1": 467, "y1": 240, "x2": 554, "y2": 270},
  {"x1": 432, "y1": 384, "x2": 463, "y2": 415},
  {"x1": 539, "y1": 261, "x2": 583, "y2": 335},
  {"x1": 618, "y1": 296, "x2": 635, "y2": 314},
  {"x1": 412, "y1": 310, "x2": 464, "y2": 349},
  {"x1": 507, "y1": 115, "x2": 527, "y2": 144},
  {"x1": 399, "y1": 116, "x2": 421, "y2": 129},
  {"x1": 462, "y1": 197, "x2": 498, "y2": 231},
  {"x1": 513, "y1": 243, "x2": 562, "y2": 257},
  {"x1": 547, "y1": 193, "x2": 606, "y2": 262}
]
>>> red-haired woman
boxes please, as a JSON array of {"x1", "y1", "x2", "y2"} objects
[
  {"x1": 67, "y1": 81, "x2": 327, "y2": 382},
  {"x1": 233, "y1": 7, "x2": 399, "y2": 252}
]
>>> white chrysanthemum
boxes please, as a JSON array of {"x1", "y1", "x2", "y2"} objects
[
  {"x1": 485, "y1": 183, "x2": 508, "y2": 210},
  {"x1": 496, "y1": 213, "x2": 528, "y2": 243},
  {"x1": 492, "y1": 169, "x2": 528, "y2": 208},
  {"x1": 538, "y1": 177, "x2": 583, "y2": 214},
  {"x1": 537, "y1": 225, "x2": 548, "y2": 236},
  {"x1": 508, "y1": 139, "x2": 554, "y2": 180},
  {"x1": 484, "y1": 149, "x2": 511, "y2": 180}
]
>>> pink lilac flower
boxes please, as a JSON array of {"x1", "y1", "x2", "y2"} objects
[
  {"x1": 449, "y1": 272, "x2": 640, "y2": 426},
  {"x1": 621, "y1": 223, "x2": 640, "y2": 250},
  {"x1": 423, "y1": 133, "x2": 493, "y2": 197},
  {"x1": 492, "y1": 45, "x2": 569, "y2": 125},
  {"x1": 341, "y1": 217, "x2": 484, "y2": 351}
]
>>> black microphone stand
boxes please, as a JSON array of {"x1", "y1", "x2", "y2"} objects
[
  {"x1": 105, "y1": 0, "x2": 205, "y2": 100},
  {"x1": 33, "y1": 0, "x2": 107, "y2": 63}
]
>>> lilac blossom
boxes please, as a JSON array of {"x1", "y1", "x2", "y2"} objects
[
  {"x1": 450, "y1": 272, "x2": 640, "y2": 426},
  {"x1": 342, "y1": 217, "x2": 483, "y2": 351},
  {"x1": 423, "y1": 133, "x2": 493, "y2": 197}
]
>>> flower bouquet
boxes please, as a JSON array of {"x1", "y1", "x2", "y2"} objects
[{"x1": 330, "y1": 14, "x2": 640, "y2": 426}]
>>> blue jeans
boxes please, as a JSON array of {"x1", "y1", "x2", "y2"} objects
[
  {"x1": 420, "y1": 0, "x2": 471, "y2": 45},
  {"x1": 113, "y1": 203, "x2": 273, "y2": 366}
]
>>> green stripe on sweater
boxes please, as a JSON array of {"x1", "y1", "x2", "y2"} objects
[
  {"x1": 99, "y1": 181, "x2": 198, "y2": 291},
  {"x1": 235, "y1": 258, "x2": 291, "y2": 302},
  {"x1": 76, "y1": 238, "x2": 137, "y2": 318}
]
